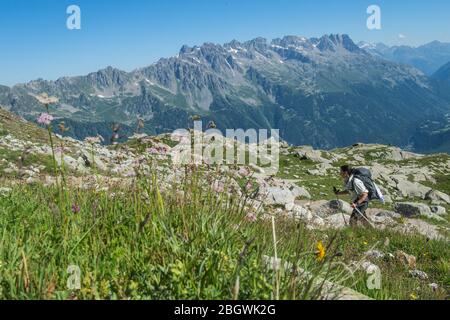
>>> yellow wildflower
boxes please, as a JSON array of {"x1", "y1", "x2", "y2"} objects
[{"x1": 317, "y1": 241, "x2": 326, "y2": 262}]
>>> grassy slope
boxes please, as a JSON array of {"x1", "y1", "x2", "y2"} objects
[
  {"x1": 0, "y1": 108, "x2": 54, "y2": 144},
  {"x1": 0, "y1": 174, "x2": 357, "y2": 300},
  {"x1": 0, "y1": 177, "x2": 447, "y2": 300},
  {"x1": 0, "y1": 109, "x2": 449, "y2": 300}
]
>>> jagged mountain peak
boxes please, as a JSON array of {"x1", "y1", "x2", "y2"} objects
[
  {"x1": 224, "y1": 39, "x2": 243, "y2": 49},
  {"x1": 271, "y1": 36, "x2": 314, "y2": 52},
  {"x1": 90, "y1": 66, "x2": 126, "y2": 76},
  {"x1": 85, "y1": 66, "x2": 129, "y2": 88},
  {"x1": 316, "y1": 34, "x2": 362, "y2": 53},
  {"x1": 177, "y1": 34, "x2": 367, "y2": 60},
  {"x1": 241, "y1": 37, "x2": 269, "y2": 53}
]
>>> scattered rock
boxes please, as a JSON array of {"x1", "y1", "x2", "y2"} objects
[
  {"x1": 425, "y1": 190, "x2": 450, "y2": 205},
  {"x1": 56, "y1": 155, "x2": 78, "y2": 171},
  {"x1": 430, "y1": 206, "x2": 446, "y2": 216},
  {"x1": 364, "y1": 250, "x2": 385, "y2": 260},
  {"x1": 328, "y1": 200, "x2": 354, "y2": 215},
  {"x1": 310, "y1": 216, "x2": 325, "y2": 229},
  {"x1": 294, "y1": 146, "x2": 332, "y2": 164},
  {"x1": 393, "y1": 178, "x2": 431, "y2": 199},
  {"x1": 366, "y1": 209, "x2": 401, "y2": 226},
  {"x1": 289, "y1": 205, "x2": 313, "y2": 221},
  {"x1": 0, "y1": 187, "x2": 12, "y2": 196},
  {"x1": 373, "y1": 210, "x2": 401, "y2": 219},
  {"x1": 3, "y1": 168, "x2": 16, "y2": 174},
  {"x1": 265, "y1": 187, "x2": 296, "y2": 205},
  {"x1": 307, "y1": 169, "x2": 324, "y2": 176},
  {"x1": 261, "y1": 179, "x2": 311, "y2": 206},
  {"x1": 324, "y1": 213, "x2": 350, "y2": 229},
  {"x1": 285, "y1": 202, "x2": 296, "y2": 211},
  {"x1": 395, "y1": 250, "x2": 417, "y2": 269},
  {"x1": 409, "y1": 269, "x2": 429, "y2": 281},
  {"x1": 394, "y1": 202, "x2": 433, "y2": 218},
  {"x1": 25, "y1": 177, "x2": 36, "y2": 184},
  {"x1": 388, "y1": 148, "x2": 422, "y2": 161},
  {"x1": 395, "y1": 219, "x2": 445, "y2": 241},
  {"x1": 428, "y1": 283, "x2": 439, "y2": 292},
  {"x1": 309, "y1": 200, "x2": 353, "y2": 217},
  {"x1": 360, "y1": 261, "x2": 380, "y2": 274}
]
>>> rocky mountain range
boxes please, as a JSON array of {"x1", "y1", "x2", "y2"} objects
[
  {"x1": 358, "y1": 40, "x2": 450, "y2": 75},
  {"x1": 1, "y1": 34, "x2": 450, "y2": 152}
]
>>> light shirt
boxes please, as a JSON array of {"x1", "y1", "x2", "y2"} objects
[{"x1": 345, "y1": 175, "x2": 369, "y2": 202}]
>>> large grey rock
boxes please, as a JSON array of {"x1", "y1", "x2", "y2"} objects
[
  {"x1": 286, "y1": 204, "x2": 313, "y2": 221},
  {"x1": 366, "y1": 209, "x2": 400, "y2": 226},
  {"x1": 324, "y1": 213, "x2": 350, "y2": 229},
  {"x1": 394, "y1": 219, "x2": 445, "y2": 240},
  {"x1": 394, "y1": 202, "x2": 432, "y2": 218},
  {"x1": 261, "y1": 179, "x2": 311, "y2": 206},
  {"x1": 56, "y1": 155, "x2": 78, "y2": 171},
  {"x1": 393, "y1": 177, "x2": 432, "y2": 199},
  {"x1": 372, "y1": 210, "x2": 401, "y2": 219},
  {"x1": 294, "y1": 146, "x2": 332, "y2": 163},
  {"x1": 310, "y1": 200, "x2": 353, "y2": 217},
  {"x1": 425, "y1": 190, "x2": 450, "y2": 205},
  {"x1": 328, "y1": 200, "x2": 354, "y2": 214},
  {"x1": 389, "y1": 148, "x2": 422, "y2": 161},
  {"x1": 266, "y1": 187, "x2": 296, "y2": 205}
]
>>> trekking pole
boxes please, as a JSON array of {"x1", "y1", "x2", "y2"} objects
[{"x1": 353, "y1": 206, "x2": 376, "y2": 229}]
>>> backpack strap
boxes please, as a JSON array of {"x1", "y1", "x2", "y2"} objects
[{"x1": 350, "y1": 175, "x2": 359, "y2": 191}]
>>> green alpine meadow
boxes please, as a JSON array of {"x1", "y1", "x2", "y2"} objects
[{"x1": 0, "y1": 106, "x2": 449, "y2": 300}]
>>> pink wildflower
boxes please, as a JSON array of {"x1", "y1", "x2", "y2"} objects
[
  {"x1": 37, "y1": 113, "x2": 54, "y2": 126},
  {"x1": 71, "y1": 204, "x2": 81, "y2": 214},
  {"x1": 238, "y1": 167, "x2": 251, "y2": 177}
]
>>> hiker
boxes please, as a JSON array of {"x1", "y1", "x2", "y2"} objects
[{"x1": 334, "y1": 165, "x2": 371, "y2": 227}]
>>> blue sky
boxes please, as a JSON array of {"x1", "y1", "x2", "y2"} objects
[{"x1": 1, "y1": 0, "x2": 449, "y2": 86}]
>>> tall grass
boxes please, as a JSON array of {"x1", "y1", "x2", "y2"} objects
[{"x1": 0, "y1": 167, "x2": 347, "y2": 300}]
